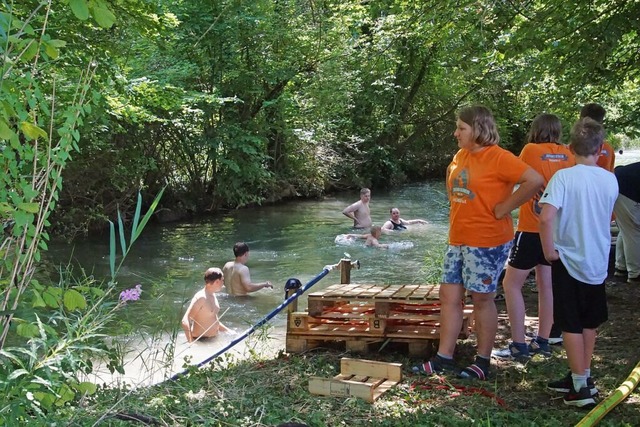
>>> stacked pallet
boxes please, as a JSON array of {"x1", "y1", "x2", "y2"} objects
[{"x1": 286, "y1": 284, "x2": 474, "y2": 356}]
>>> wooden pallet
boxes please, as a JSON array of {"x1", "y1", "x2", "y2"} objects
[
  {"x1": 287, "y1": 309, "x2": 473, "y2": 338},
  {"x1": 286, "y1": 283, "x2": 475, "y2": 356},
  {"x1": 307, "y1": 284, "x2": 442, "y2": 316},
  {"x1": 309, "y1": 358, "x2": 402, "y2": 402},
  {"x1": 287, "y1": 333, "x2": 440, "y2": 356}
]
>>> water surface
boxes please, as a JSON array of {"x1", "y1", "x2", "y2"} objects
[{"x1": 46, "y1": 182, "x2": 450, "y2": 383}]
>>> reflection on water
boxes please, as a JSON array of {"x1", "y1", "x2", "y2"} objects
[{"x1": 45, "y1": 182, "x2": 450, "y2": 383}]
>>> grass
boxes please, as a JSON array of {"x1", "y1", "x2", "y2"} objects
[
  {"x1": 66, "y1": 344, "x2": 639, "y2": 426},
  {"x1": 56, "y1": 276, "x2": 640, "y2": 426}
]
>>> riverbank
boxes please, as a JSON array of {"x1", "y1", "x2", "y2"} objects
[{"x1": 71, "y1": 266, "x2": 640, "y2": 427}]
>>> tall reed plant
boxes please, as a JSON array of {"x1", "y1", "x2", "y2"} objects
[{"x1": 0, "y1": 189, "x2": 164, "y2": 424}]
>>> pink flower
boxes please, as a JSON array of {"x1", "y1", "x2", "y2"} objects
[{"x1": 119, "y1": 284, "x2": 142, "y2": 304}]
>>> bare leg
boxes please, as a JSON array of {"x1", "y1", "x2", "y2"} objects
[
  {"x1": 471, "y1": 290, "x2": 498, "y2": 358},
  {"x1": 582, "y1": 328, "x2": 597, "y2": 371},
  {"x1": 437, "y1": 284, "x2": 466, "y2": 357},
  {"x1": 564, "y1": 331, "x2": 586, "y2": 375},
  {"x1": 503, "y1": 266, "x2": 531, "y2": 343},
  {"x1": 535, "y1": 264, "x2": 553, "y2": 340}
]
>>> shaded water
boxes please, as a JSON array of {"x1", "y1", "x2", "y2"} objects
[{"x1": 46, "y1": 182, "x2": 451, "y2": 383}]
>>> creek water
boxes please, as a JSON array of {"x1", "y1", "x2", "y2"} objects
[{"x1": 45, "y1": 181, "x2": 451, "y2": 385}]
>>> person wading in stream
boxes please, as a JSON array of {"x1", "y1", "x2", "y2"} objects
[{"x1": 181, "y1": 267, "x2": 230, "y2": 343}]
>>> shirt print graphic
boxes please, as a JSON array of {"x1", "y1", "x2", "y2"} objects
[
  {"x1": 450, "y1": 169, "x2": 474, "y2": 203},
  {"x1": 540, "y1": 153, "x2": 569, "y2": 162}
]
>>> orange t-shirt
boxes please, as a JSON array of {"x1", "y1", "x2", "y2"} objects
[
  {"x1": 447, "y1": 144, "x2": 530, "y2": 247},
  {"x1": 517, "y1": 143, "x2": 575, "y2": 233},
  {"x1": 596, "y1": 141, "x2": 615, "y2": 172}
]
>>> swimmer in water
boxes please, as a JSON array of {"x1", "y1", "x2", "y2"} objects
[
  {"x1": 381, "y1": 207, "x2": 427, "y2": 232},
  {"x1": 344, "y1": 225, "x2": 388, "y2": 249}
]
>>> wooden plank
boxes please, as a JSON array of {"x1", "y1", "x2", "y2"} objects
[
  {"x1": 408, "y1": 284, "x2": 440, "y2": 300},
  {"x1": 389, "y1": 284, "x2": 420, "y2": 299},
  {"x1": 308, "y1": 284, "x2": 446, "y2": 304},
  {"x1": 354, "y1": 284, "x2": 384, "y2": 299},
  {"x1": 291, "y1": 325, "x2": 469, "y2": 340},
  {"x1": 308, "y1": 285, "x2": 342, "y2": 298},
  {"x1": 324, "y1": 284, "x2": 359, "y2": 297},
  {"x1": 340, "y1": 358, "x2": 402, "y2": 381},
  {"x1": 371, "y1": 379, "x2": 399, "y2": 401},
  {"x1": 288, "y1": 312, "x2": 309, "y2": 330},
  {"x1": 309, "y1": 358, "x2": 402, "y2": 402},
  {"x1": 373, "y1": 285, "x2": 402, "y2": 299},
  {"x1": 342, "y1": 284, "x2": 375, "y2": 297}
]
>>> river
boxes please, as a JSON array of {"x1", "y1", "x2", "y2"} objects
[{"x1": 46, "y1": 181, "x2": 451, "y2": 385}]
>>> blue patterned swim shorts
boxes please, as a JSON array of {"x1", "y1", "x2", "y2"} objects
[{"x1": 441, "y1": 242, "x2": 512, "y2": 293}]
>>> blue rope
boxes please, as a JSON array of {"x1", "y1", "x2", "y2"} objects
[{"x1": 168, "y1": 266, "x2": 332, "y2": 381}]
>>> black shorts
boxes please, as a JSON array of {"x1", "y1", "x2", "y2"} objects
[
  {"x1": 552, "y1": 260, "x2": 608, "y2": 333},
  {"x1": 507, "y1": 231, "x2": 550, "y2": 270}
]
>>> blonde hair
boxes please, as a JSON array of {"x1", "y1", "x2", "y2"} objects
[{"x1": 457, "y1": 106, "x2": 500, "y2": 146}]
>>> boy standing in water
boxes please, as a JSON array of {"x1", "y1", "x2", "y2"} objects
[
  {"x1": 181, "y1": 267, "x2": 230, "y2": 343},
  {"x1": 540, "y1": 117, "x2": 618, "y2": 408},
  {"x1": 223, "y1": 242, "x2": 273, "y2": 296},
  {"x1": 342, "y1": 188, "x2": 372, "y2": 229}
]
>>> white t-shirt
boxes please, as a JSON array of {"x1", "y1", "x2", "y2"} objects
[{"x1": 539, "y1": 164, "x2": 618, "y2": 284}]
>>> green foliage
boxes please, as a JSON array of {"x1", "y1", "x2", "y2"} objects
[
  {"x1": 0, "y1": 190, "x2": 162, "y2": 424},
  {"x1": 28, "y1": 0, "x2": 640, "y2": 231},
  {"x1": 109, "y1": 188, "x2": 165, "y2": 281},
  {"x1": 0, "y1": 0, "x2": 99, "y2": 348}
]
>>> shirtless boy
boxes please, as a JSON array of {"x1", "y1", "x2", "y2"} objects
[
  {"x1": 181, "y1": 267, "x2": 230, "y2": 343},
  {"x1": 222, "y1": 242, "x2": 273, "y2": 296},
  {"x1": 345, "y1": 225, "x2": 388, "y2": 249},
  {"x1": 342, "y1": 188, "x2": 372, "y2": 229}
]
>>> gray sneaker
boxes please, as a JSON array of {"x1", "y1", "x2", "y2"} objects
[
  {"x1": 492, "y1": 342, "x2": 530, "y2": 360},
  {"x1": 528, "y1": 339, "x2": 551, "y2": 357}
]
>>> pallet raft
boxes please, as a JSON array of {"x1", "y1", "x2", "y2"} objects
[
  {"x1": 286, "y1": 284, "x2": 474, "y2": 356},
  {"x1": 309, "y1": 358, "x2": 402, "y2": 402}
]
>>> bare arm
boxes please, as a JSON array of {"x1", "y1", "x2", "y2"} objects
[
  {"x1": 239, "y1": 267, "x2": 273, "y2": 293},
  {"x1": 342, "y1": 201, "x2": 361, "y2": 222},
  {"x1": 494, "y1": 168, "x2": 544, "y2": 219},
  {"x1": 181, "y1": 297, "x2": 202, "y2": 343},
  {"x1": 402, "y1": 218, "x2": 427, "y2": 225},
  {"x1": 345, "y1": 233, "x2": 369, "y2": 239},
  {"x1": 367, "y1": 237, "x2": 388, "y2": 249},
  {"x1": 539, "y1": 204, "x2": 559, "y2": 262},
  {"x1": 381, "y1": 221, "x2": 394, "y2": 230}
]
